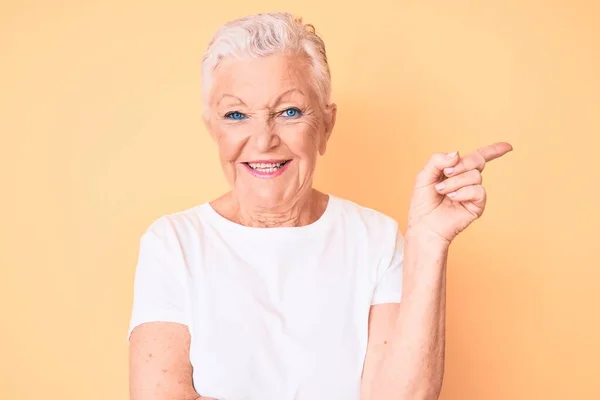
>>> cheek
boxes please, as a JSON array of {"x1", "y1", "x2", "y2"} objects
[
  {"x1": 279, "y1": 120, "x2": 322, "y2": 158},
  {"x1": 215, "y1": 127, "x2": 246, "y2": 162}
]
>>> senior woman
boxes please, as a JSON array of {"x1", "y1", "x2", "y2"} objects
[{"x1": 127, "y1": 11, "x2": 512, "y2": 400}]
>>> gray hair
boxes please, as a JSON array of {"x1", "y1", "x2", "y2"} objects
[{"x1": 201, "y1": 12, "x2": 332, "y2": 112}]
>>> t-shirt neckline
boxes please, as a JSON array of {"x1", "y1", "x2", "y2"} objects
[{"x1": 201, "y1": 194, "x2": 339, "y2": 238}]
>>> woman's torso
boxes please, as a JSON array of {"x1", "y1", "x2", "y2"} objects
[{"x1": 164, "y1": 195, "x2": 400, "y2": 400}]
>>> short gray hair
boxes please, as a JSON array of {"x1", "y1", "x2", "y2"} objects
[{"x1": 201, "y1": 12, "x2": 332, "y2": 112}]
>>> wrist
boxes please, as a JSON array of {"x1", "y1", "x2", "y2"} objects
[
  {"x1": 402, "y1": 228, "x2": 450, "y2": 286},
  {"x1": 404, "y1": 226, "x2": 451, "y2": 251}
]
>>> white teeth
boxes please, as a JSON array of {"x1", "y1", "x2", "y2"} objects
[{"x1": 248, "y1": 161, "x2": 286, "y2": 171}]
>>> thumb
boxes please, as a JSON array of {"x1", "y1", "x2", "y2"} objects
[{"x1": 416, "y1": 151, "x2": 461, "y2": 186}]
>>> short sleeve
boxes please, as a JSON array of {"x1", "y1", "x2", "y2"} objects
[
  {"x1": 371, "y1": 228, "x2": 404, "y2": 305},
  {"x1": 127, "y1": 218, "x2": 190, "y2": 340}
]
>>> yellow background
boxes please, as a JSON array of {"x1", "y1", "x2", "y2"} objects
[{"x1": 1, "y1": 1, "x2": 598, "y2": 399}]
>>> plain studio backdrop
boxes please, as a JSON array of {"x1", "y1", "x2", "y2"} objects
[{"x1": 1, "y1": 1, "x2": 598, "y2": 399}]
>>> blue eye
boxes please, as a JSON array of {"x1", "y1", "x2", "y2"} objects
[
  {"x1": 225, "y1": 111, "x2": 247, "y2": 120},
  {"x1": 281, "y1": 108, "x2": 302, "y2": 118}
]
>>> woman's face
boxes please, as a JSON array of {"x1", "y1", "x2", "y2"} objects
[{"x1": 205, "y1": 53, "x2": 336, "y2": 208}]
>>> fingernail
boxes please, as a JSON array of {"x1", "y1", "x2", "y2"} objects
[
  {"x1": 435, "y1": 182, "x2": 445, "y2": 191},
  {"x1": 444, "y1": 167, "x2": 454, "y2": 175},
  {"x1": 446, "y1": 151, "x2": 458, "y2": 159},
  {"x1": 447, "y1": 191, "x2": 457, "y2": 198}
]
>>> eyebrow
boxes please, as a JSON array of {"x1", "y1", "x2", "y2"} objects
[
  {"x1": 273, "y1": 88, "x2": 305, "y2": 104},
  {"x1": 217, "y1": 94, "x2": 246, "y2": 108},
  {"x1": 216, "y1": 89, "x2": 306, "y2": 109}
]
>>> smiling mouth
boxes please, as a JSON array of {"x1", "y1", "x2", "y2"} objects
[{"x1": 243, "y1": 160, "x2": 291, "y2": 173}]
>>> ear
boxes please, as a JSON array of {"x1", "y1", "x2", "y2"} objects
[{"x1": 319, "y1": 103, "x2": 337, "y2": 156}]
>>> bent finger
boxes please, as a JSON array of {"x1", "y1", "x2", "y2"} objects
[
  {"x1": 417, "y1": 151, "x2": 461, "y2": 186},
  {"x1": 435, "y1": 169, "x2": 482, "y2": 194},
  {"x1": 447, "y1": 184, "x2": 487, "y2": 209},
  {"x1": 443, "y1": 153, "x2": 486, "y2": 177}
]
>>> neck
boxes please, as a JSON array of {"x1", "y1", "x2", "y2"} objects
[
  {"x1": 212, "y1": 189, "x2": 328, "y2": 228},
  {"x1": 236, "y1": 190, "x2": 318, "y2": 228}
]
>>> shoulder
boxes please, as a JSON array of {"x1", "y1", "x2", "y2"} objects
[
  {"x1": 331, "y1": 195, "x2": 401, "y2": 239},
  {"x1": 140, "y1": 203, "x2": 209, "y2": 247},
  {"x1": 330, "y1": 195, "x2": 403, "y2": 264},
  {"x1": 330, "y1": 195, "x2": 404, "y2": 281}
]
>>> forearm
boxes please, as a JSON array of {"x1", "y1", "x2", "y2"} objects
[{"x1": 371, "y1": 232, "x2": 448, "y2": 400}]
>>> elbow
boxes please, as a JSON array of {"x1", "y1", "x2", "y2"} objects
[
  {"x1": 423, "y1": 380, "x2": 444, "y2": 400},
  {"x1": 412, "y1": 371, "x2": 444, "y2": 400},
  {"x1": 402, "y1": 365, "x2": 444, "y2": 400},
  {"x1": 368, "y1": 374, "x2": 444, "y2": 400},
  {"x1": 418, "y1": 350, "x2": 445, "y2": 399},
  {"x1": 398, "y1": 383, "x2": 442, "y2": 400},
  {"x1": 366, "y1": 355, "x2": 445, "y2": 400}
]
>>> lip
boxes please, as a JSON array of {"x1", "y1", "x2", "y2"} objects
[{"x1": 242, "y1": 159, "x2": 292, "y2": 179}]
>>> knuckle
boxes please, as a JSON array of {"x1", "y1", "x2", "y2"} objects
[
  {"x1": 452, "y1": 162, "x2": 465, "y2": 175},
  {"x1": 429, "y1": 152, "x2": 444, "y2": 164},
  {"x1": 455, "y1": 170, "x2": 481, "y2": 186},
  {"x1": 461, "y1": 157, "x2": 475, "y2": 171},
  {"x1": 471, "y1": 169, "x2": 483, "y2": 184},
  {"x1": 477, "y1": 185, "x2": 487, "y2": 198},
  {"x1": 415, "y1": 168, "x2": 429, "y2": 185},
  {"x1": 476, "y1": 154, "x2": 487, "y2": 170}
]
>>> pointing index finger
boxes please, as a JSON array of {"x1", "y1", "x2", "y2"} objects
[{"x1": 477, "y1": 142, "x2": 513, "y2": 163}]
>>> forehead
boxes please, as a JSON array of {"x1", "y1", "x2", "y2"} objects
[{"x1": 210, "y1": 53, "x2": 316, "y2": 105}]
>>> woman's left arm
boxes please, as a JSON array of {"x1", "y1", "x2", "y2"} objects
[
  {"x1": 361, "y1": 232, "x2": 449, "y2": 400},
  {"x1": 361, "y1": 142, "x2": 513, "y2": 400}
]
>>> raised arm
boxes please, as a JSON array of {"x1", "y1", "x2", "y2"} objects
[
  {"x1": 361, "y1": 234, "x2": 448, "y2": 400},
  {"x1": 362, "y1": 142, "x2": 513, "y2": 400}
]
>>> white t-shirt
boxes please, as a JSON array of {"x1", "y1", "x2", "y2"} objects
[{"x1": 128, "y1": 194, "x2": 404, "y2": 400}]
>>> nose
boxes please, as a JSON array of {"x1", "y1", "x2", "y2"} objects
[{"x1": 252, "y1": 122, "x2": 280, "y2": 152}]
